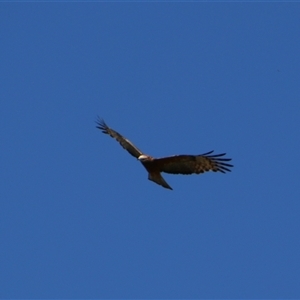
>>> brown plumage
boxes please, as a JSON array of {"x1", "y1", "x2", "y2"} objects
[{"x1": 96, "y1": 117, "x2": 233, "y2": 190}]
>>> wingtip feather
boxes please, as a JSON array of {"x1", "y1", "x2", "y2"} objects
[{"x1": 95, "y1": 117, "x2": 109, "y2": 133}]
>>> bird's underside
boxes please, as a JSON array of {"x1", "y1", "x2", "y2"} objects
[{"x1": 96, "y1": 118, "x2": 233, "y2": 190}]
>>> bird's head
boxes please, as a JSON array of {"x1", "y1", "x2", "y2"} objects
[{"x1": 138, "y1": 154, "x2": 152, "y2": 162}]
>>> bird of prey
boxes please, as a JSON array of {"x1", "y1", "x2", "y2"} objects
[{"x1": 96, "y1": 118, "x2": 233, "y2": 190}]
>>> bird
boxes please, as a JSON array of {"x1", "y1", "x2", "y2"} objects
[{"x1": 96, "y1": 118, "x2": 233, "y2": 190}]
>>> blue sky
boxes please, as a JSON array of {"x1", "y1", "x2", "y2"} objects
[{"x1": 1, "y1": 3, "x2": 300, "y2": 298}]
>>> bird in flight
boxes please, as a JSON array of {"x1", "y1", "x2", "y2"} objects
[{"x1": 96, "y1": 118, "x2": 233, "y2": 190}]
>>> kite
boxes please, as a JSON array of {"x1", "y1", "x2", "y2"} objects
[{"x1": 96, "y1": 118, "x2": 233, "y2": 190}]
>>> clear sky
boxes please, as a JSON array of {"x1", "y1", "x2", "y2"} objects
[{"x1": 1, "y1": 3, "x2": 300, "y2": 299}]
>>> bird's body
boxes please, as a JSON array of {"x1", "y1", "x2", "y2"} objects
[{"x1": 96, "y1": 118, "x2": 233, "y2": 190}]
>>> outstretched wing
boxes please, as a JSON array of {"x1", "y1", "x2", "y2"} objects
[
  {"x1": 96, "y1": 117, "x2": 143, "y2": 159},
  {"x1": 153, "y1": 151, "x2": 233, "y2": 175}
]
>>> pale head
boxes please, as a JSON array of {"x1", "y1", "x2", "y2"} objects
[{"x1": 138, "y1": 154, "x2": 151, "y2": 162}]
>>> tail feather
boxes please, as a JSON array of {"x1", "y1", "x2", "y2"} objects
[{"x1": 148, "y1": 172, "x2": 173, "y2": 190}]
